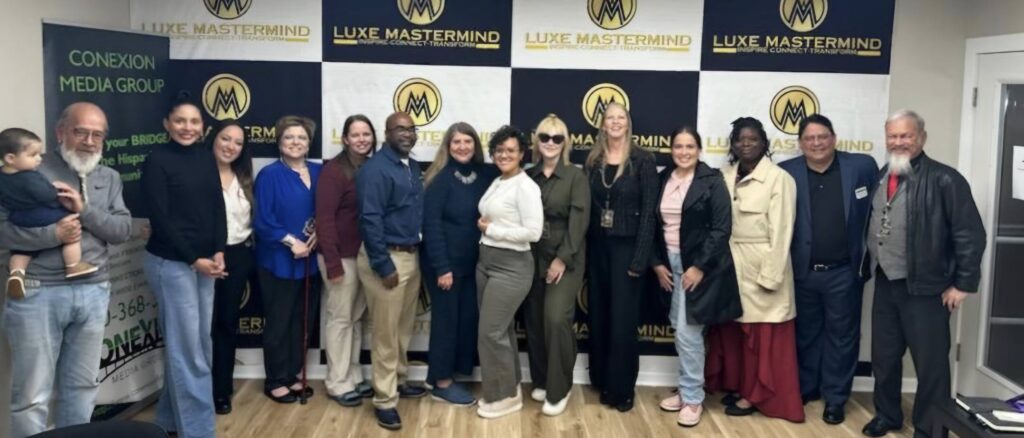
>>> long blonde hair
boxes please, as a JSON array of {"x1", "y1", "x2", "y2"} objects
[
  {"x1": 584, "y1": 102, "x2": 633, "y2": 180},
  {"x1": 531, "y1": 114, "x2": 572, "y2": 165},
  {"x1": 423, "y1": 122, "x2": 484, "y2": 186}
]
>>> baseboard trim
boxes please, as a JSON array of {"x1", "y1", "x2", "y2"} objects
[{"x1": 232, "y1": 353, "x2": 919, "y2": 394}]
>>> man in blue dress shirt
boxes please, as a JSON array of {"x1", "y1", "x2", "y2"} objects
[{"x1": 356, "y1": 112, "x2": 427, "y2": 430}]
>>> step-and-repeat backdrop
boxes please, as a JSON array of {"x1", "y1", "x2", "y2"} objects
[{"x1": 130, "y1": 0, "x2": 895, "y2": 374}]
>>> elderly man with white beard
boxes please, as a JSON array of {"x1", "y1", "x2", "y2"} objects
[
  {"x1": 0, "y1": 102, "x2": 132, "y2": 438},
  {"x1": 860, "y1": 110, "x2": 986, "y2": 438}
]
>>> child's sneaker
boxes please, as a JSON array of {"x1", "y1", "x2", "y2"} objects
[
  {"x1": 6, "y1": 270, "x2": 26, "y2": 299},
  {"x1": 65, "y1": 262, "x2": 99, "y2": 278}
]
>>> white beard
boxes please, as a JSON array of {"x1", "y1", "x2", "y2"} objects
[
  {"x1": 887, "y1": 153, "x2": 913, "y2": 176},
  {"x1": 59, "y1": 145, "x2": 102, "y2": 175}
]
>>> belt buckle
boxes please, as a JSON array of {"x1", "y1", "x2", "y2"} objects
[{"x1": 812, "y1": 263, "x2": 828, "y2": 272}]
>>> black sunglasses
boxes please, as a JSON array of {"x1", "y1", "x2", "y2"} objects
[{"x1": 537, "y1": 133, "x2": 565, "y2": 144}]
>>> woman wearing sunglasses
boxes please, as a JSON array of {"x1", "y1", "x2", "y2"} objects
[{"x1": 523, "y1": 114, "x2": 590, "y2": 416}]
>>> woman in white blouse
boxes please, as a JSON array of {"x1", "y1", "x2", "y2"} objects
[
  {"x1": 208, "y1": 119, "x2": 254, "y2": 415},
  {"x1": 475, "y1": 125, "x2": 544, "y2": 419}
]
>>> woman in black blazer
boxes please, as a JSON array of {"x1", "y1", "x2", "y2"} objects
[
  {"x1": 584, "y1": 102, "x2": 658, "y2": 412},
  {"x1": 650, "y1": 126, "x2": 742, "y2": 427}
]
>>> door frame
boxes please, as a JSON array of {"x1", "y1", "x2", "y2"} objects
[{"x1": 955, "y1": 32, "x2": 1024, "y2": 397}]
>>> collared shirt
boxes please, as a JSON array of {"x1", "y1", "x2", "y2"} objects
[
  {"x1": 807, "y1": 158, "x2": 848, "y2": 265},
  {"x1": 223, "y1": 175, "x2": 252, "y2": 245},
  {"x1": 356, "y1": 144, "x2": 424, "y2": 277}
]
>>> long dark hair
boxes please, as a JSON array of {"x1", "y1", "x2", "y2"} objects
[
  {"x1": 207, "y1": 118, "x2": 253, "y2": 204},
  {"x1": 334, "y1": 114, "x2": 377, "y2": 180},
  {"x1": 727, "y1": 116, "x2": 771, "y2": 165}
]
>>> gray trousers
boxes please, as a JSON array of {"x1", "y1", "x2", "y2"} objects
[{"x1": 476, "y1": 245, "x2": 534, "y2": 402}]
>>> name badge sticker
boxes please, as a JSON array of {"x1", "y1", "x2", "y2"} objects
[{"x1": 855, "y1": 186, "x2": 869, "y2": 199}]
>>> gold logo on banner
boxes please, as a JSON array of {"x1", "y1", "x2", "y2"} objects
[
  {"x1": 393, "y1": 78, "x2": 442, "y2": 126},
  {"x1": 770, "y1": 86, "x2": 819, "y2": 135},
  {"x1": 203, "y1": 74, "x2": 252, "y2": 120},
  {"x1": 581, "y1": 83, "x2": 630, "y2": 129},
  {"x1": 780, "y1": 0, "x2": 828, "y2": 33},
  {"x1": 588, "y1": 0, "x2": 637, "y2": 30},
  {"x1": 204, "y1": 0, "x2": 253, "y2": 20},
  {"x1": 397, "y1": 0, "x2": 445, "y2": 25}
]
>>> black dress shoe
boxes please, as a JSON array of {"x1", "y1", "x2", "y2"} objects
[
  {"x1": 599, "y1": 391, "x2": 611, "y2": 406},
  {"x1": 822, "y1": 404, "x2": 845, "y2": 425},
  {"x1": 290, "y1": 385, "x2": 314, "y2": 398},
  {"x1": 861, "y1": 417, "x2": 901, "y2": 437},
  {"x1": 264, "y1": 388, "x2": 298, "y2": 404},
  {"x1": 614, "y1": 398, "x2": 634, "y2": 412},
  {"x1": 724, "y1": 403, "x2": 757, "y2": 416},
  {"x1": 721, "y1": 393, "x2": 741, "y2": 406},
  {"x1": 214, "y1": 398, "x2": 232, "y2": 415}
]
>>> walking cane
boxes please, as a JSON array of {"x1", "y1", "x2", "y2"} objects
[{"x1": 299, "y1": 254, "x2": 310, "y2": 405}]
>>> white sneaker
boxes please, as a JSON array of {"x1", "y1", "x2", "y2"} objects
[
  {"x1": 477, "y1": 390, "x2": 523, "y2": 419},
  {"x1": 542, "y1": 393, "x2": 569, "y2": 416},
  {"x1": 531, "y1": 387, "x2": 546, "y2": 402}
]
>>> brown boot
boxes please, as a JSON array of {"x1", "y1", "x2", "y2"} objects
[
  {"x1": 6, "y1": 270, "x2": 25, "y2": 299},
  {"x1": 65, "y1": 262, "x2": 99, "y2": 278}
]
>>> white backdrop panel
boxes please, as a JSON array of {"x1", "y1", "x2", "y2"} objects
[
  {"x1": 131, "y1": 0, "x2": 322, "y2": 62},
  {"x1": 511, "y1": 0, "x2": 703, "y2": 71},
  {"x1": 697, "y1": 71, "x2": 890, "y2": 168},
  {"x1": 322, "y1": 62, "x2": 512, "y2": 162}
]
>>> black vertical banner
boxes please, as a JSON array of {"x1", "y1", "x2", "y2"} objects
[{"x1": 43, "y1": 23, "x2": 171, "y2": 215}]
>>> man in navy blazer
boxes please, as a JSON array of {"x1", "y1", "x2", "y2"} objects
[{"x1": 779, "y1": 114, "x2": 879, "y2": 426}]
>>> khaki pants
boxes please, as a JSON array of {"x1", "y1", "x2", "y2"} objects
[
  {"x1": 356, "y1": 245, "x2": 421, "y2": 409},
  {"x1": 318, "y1": 255, "x2": 367, "y2": 396}
]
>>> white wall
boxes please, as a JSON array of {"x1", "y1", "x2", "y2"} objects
[{"x1": 0, "y1": 3, "x2": 131, "y2": 437}]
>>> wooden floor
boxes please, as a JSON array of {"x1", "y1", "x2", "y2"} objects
[{"x1": 134, "y1": 380, "x2": 923, "y2": 437}]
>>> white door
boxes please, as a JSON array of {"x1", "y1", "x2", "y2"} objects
[{"x1": 956, "y1": 50, "x2": 1024, "y2": 398}]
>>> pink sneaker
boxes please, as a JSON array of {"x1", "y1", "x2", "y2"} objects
[
  {"x1": 677, "y1": 404, "x2": 703, "y2": 427},
  {"x1": 659, "y1": 393, "x2": 683, "y2": 412}
]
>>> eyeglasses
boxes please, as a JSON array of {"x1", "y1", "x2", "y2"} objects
[
  {"x1": 71, "y1": 128, "x2": 107, "y2": 142},
  {"x1": 537, "y1": 133, "x2": 565, "y2": 144},
  {"x1": 390, "y1": 125, "x2": 417, "y2": 135},
  {"x1": 493, "y1": 148, "x2": 521, "y2": 157}
]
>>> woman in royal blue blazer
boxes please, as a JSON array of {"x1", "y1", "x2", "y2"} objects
[{"x1": 253, "y1": 115, "x2": 322, "y2": 404}]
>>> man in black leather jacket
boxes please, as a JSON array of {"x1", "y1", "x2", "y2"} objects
[{"x1": 860, "y1": 110, "x2": 986, "y2": 438}]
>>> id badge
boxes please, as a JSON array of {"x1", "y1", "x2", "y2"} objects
[
  {"x1": 542, "y1": 221, "x2": 551, "y2": 239},
  {"x1": 600, "y1": 209, "x2": 614, "y2": 228}
]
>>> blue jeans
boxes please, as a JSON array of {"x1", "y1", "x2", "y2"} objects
[
  {"x1": 2, "y1": 281, "x2": 110, "y2": 438},
  {"x1": 668, "y1": 252, "x2": 706, "y2": 405},
  {"x1": 144, "y1": 252, "x2": 215, "y2": 438}
]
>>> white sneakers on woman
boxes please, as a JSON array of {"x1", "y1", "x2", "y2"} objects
[
  {"x1": 531, "y1": 387, "x2": 546, "y2": 402},
  {"x1": 542, "y1": 393, "x2": 570, "y2": 416}
]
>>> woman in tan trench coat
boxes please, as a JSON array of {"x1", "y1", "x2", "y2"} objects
[{"x1": 705, "y1": 117, "x2": 804, "y2": 423}]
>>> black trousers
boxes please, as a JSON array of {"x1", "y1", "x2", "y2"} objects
[
  {"x1": 211, "y1": 242, "x2": 255, "y2": 399},
  {"x1": 586, "y1": 235, "x2": 643, "y2": 403},
  {"x1": 258, "y1": 266, "x2": 320, "y2": 391},
  {"x1": 794, "y1": 264, "x2": 861, "y2": 406},
  {"x1": 425, "y1": 270, "x2": 478, "y2": 384},
  {"x1": 871, "y1": 267, "x2": 951, "y2": 438}
]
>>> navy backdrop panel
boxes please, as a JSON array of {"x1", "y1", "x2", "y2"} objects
[
  {"x1": 701, "y1": 0, "x2": 895, "y2": 74},
  {"x1": 510, "y1": 68, "x2": 699, "y2": 167},
  {"x1": 43, "y1": 23, "x2": 170, "y2": 215},
  {"x1": 167, "y1": 60, "x2": 323, "y2": 159},
  {"x1": 323, "y1": 0, "x2": 512, "y2": 66}
]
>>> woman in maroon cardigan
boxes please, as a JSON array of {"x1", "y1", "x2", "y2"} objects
[{"x1": 315, "y1": 114, "x2": 376, "y2": 406}]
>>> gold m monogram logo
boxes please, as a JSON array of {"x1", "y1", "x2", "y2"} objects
[
  {"x1": 581, "y1": 83, "x2": 630, "y2": 129},
  {"x1": 770, "y1": 86, "x2": 820, "y2": 135},
  {"x1": 780, "y1": 0, "x2": 828, "y2": 33},
  {"x1": 588, "y1": 0, "x2": 637, "y2": 30},
  {"x1": 393, "y1": 78, "x2": 442, "y2": 126},
  {"x1": 204, "y1": 0, "x2": 253, "y2": 20},
  {"x1": 397, "y1": 0, "x2": 445, "y2": 25},
  {"x1": 202, "y1": 74, "x2": 252, "y2": 120}
]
